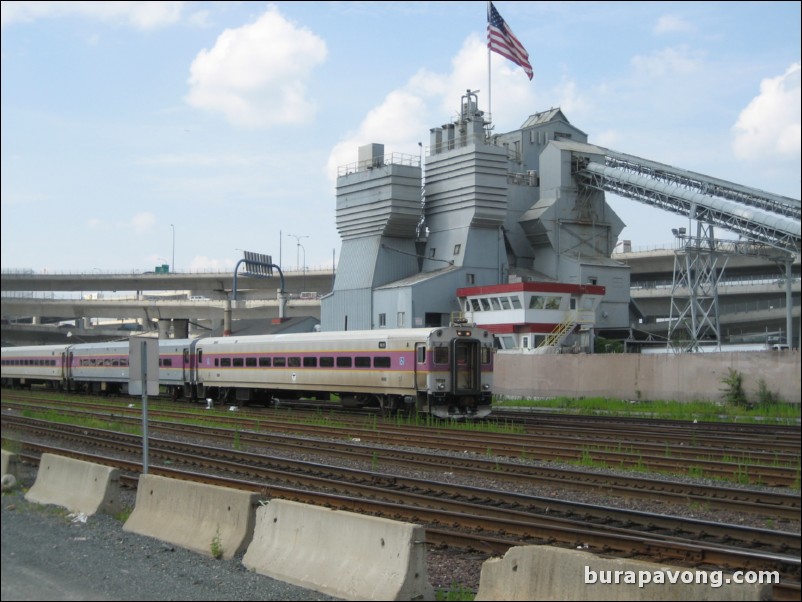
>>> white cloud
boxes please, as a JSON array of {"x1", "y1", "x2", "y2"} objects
[
  {"x1": 185, "y1": 6, "x2": 327, "y2": 128},
  {"x1": 732, "y1": 63, "x2": 801, "y2": 162},
  {"x1": 326, "y1": 34, "x2": 542, "y2": 183},
  {"x1": 87, "y1": 212, "x2": 156, "y2": 234},
  {"x1": 1, "y1": 1, "x2": 185, "y2": 29},
  {"x1": 130, "y1": 212, "x2": 156, "y2": 234},
  {"x1": 653, "y1": 15, "x2": 695, "y2": 35},
  {"x1": 187, "y1": 255, "x2": 236, "y2": 271},
  {"x1": 630, "y1": 46, "x2": 703, "y2": 78}
]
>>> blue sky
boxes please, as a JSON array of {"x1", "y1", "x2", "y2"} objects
[{"x1": 2, "y1": 1, "x2": 800, "y2": 275}]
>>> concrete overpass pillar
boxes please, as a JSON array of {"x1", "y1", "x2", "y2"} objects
[
  {"x1": 83, "y1": 317, "x2": 92, "y2": 329},
  {"x1": 224, "y1": 298, "x2": 232, "y2": 336},
  {"x1": 158, "y1": 319, "x2": 171, "y2": 339},
  {"x1": 31, "y1": 315, "x2": 41, "y2": 325},
  {"x1": 172, "y1": 319, "x2": 189, "y2": 339},
  {"x1": 278, "y1": 288, "x2": 286, "y2": 320}
]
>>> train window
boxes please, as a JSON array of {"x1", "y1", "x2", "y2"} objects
[
  {"x1": 434, "y1": 347, "x2": 449, "y2": 364},
  {"x1": 233, "y1": 358, "x2": 244, "y2": 367},
  {"x1": 336, "y1": 357, "x2": 352, "y2": 368},
  {"x1": 482, "y1": 348, "x2": 492, "y2": 364},
  {"x1": 303, "y1": 357, "x2": 317, "y2": 368},
  {"x1": 163, "y1": 358, "x2": 173, "y2": 367},
  {"x1": 288, "y1": 357, "x2": 301, "y2": 367},
  {"x1": 121, "y1": 359, "x2": 128, "y2": 367},
  {"x1": 417, "y1": 347, "x2": 426, "y2": 363},
  {"x1": 320, "y1": 357, "x2": 334, "y2": 367},
  {"x1": 373, "y1": 357, "x2": 391, "y2": 368},
  {"x1": 259, "y1": 357, "x2": 271, "y2": 367},
  {"x1": 112, "y1": 359, "x2": 119, "y2": 366},
  {"x1": 355, "y1": 357, "x2": 371, "y2": 368},
  {"x1": 221, "y1": 358, "x2": 231, "y2": 367},
  {"x1": 246, "y1": 357, "x2": 257, "y2": 367},
  {"x1": 273, "y1": 357, "x2": 286, "y2": 367},
  {"x1": 214, "y1": 358, "x2": 219, "y2": 367}
]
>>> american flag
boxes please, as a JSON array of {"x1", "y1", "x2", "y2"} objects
[{"x1": 487, "y1": 2, "x2": 533, "y2": 80}]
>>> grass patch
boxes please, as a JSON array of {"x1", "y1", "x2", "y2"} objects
[
  {"x1": 20, "y1": 409, "x2": 142, "y2": 435},
  {"x1": 436, "y1": 583, "x2": 475, "y2": 601},
  {"x1": 113, "y1": 506, "x2": 134, "y2": 523},
  {"x1": 494, "y1": 396, "x2": 801, "y2": 424}
]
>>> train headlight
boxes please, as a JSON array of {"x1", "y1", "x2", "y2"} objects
[
  {"x1": 436, "y1": 379, "x2": 446, "y2": 390},
  {"x1": 457, "y1": 330, "x2": 472, "y2": 337}
]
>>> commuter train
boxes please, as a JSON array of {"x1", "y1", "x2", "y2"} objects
[{"x1": 1, "y1": 326, "x2": 494, "y2": 419}]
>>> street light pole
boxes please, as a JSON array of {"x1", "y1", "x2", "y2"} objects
[
  {"x1": 287, "y1": 233, "x2": 309, "y2": 271},
  {"x1": 170, "y1": 224, "x2": 175, "y2": 272},
  {"x1": 299, "y1": 242, "x2": 306, "y2": 290}
]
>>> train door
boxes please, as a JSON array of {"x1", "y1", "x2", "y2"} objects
[
  {"x1": 61, "y1": 351, "x2": 69, "y2": 382},
  {"x1": 415, "y1": 343, "x2": 427, "y2": 390},
  {"x1": 182, "y1": 348, "x2": 190, "y2": 382},
  {"x1": 451, "y1": 338, "x2": 480, "y2": 394},
  {"x1": 63, "y1": 350, "x2": 74, "y2": 389}
]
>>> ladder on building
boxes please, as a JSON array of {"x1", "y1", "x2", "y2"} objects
[{"x1": 535, "y1": 312, "x2": 577, "y2": 353}]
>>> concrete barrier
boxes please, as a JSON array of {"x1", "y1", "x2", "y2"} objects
[
  {"x1": 1, "y1": 449, "x2": 17, "y2": 477},
  {"x1": 123, "y1": 474, "x2": 258, "y2": 560},
  {"x1": 475, "y1": 545, "x2": 771, "y2": 601},
  {"x1": 243, "y1": 499, "x2": 435, "y2": 601},
  {"x1": 1, "y1": 450, "x2": 18, "y2": 491},
  {"x1": 24, "y1": 453, "x2": 123, "y2": 516}
]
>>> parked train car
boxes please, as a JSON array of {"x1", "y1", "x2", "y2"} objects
[
  {"x1": 195, "y1": 326, "x2": 494, "y2": 419},
  {"x1": 0, "y1": 343, "x2": 71, "y2": 388},
  {"x1": 2, "y1": 325, "x2": 495, "y2": 419},
  {"x1": 1, "y1": 339, "x2": 198, "y2": 398},
  {"x1": 66, "y1": 339, "x2": 198, "y2": 397}
]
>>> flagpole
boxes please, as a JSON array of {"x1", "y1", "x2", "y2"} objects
[{"x1": 487, "y1": 1, "x2": 492, "y2": 126}]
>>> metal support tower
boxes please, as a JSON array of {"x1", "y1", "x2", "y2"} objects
[{"x1": 667, "y1": 222, "x2": 726, "y2": 352}]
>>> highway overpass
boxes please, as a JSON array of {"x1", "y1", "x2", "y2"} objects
[{"x1": 2, "y1": 253, "x2": 799, "y2": 347}]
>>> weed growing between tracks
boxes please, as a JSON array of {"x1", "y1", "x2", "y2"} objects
[{"x1": 436, "y1": 582, "x2": 475, "y2": 601}]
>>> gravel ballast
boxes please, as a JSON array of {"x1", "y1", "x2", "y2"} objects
[{"x1": 1, "y1": 464, "x2": 340, "y2": 601}]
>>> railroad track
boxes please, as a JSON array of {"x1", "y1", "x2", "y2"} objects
[
  {"x1": 3, "y1": 396, "x2": 801, "y2": 600},
  {"x1": 5, "y1": 428, "x2": 800, "y2": 600},
  {"x1": 3, "y1": 393, "x2": 800, "y2": 487},
  {"x1": 4, "y1": 410, "x2": 799, "y2": 521}
]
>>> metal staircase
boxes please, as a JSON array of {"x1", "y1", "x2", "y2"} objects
[{"x1": 535, "y1": 312, "x2": 577, "y2": 354}]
